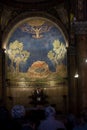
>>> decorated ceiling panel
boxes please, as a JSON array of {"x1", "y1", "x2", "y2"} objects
[{"x1": 6, "y1": 17, "x2": 67, "y2": 87}]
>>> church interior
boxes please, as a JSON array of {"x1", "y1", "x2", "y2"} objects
[{"x1": 0, "y1": 0, "x2": 87, "y2": 115}]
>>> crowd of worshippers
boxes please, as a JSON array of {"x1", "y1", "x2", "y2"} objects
[{"x1": 0, "y1": 104, "x2": 87, "y2": 130}]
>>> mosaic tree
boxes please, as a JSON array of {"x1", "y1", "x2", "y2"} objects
[
  {"x1": 7, "y1": 40, "x2": 30, "y2": 72},
  {"x1": 47, "y1": 39, "x2": 66, "y2": 67}
]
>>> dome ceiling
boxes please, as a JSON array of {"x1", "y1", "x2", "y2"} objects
[
  {"x1": 0, "y1": 0, "x2": 65, "y2": 9},
  {"x1": 1, "y1": 0, "x2": 64, "y2": 3},
  {"x1": 14, "y1": 0, "x2": 51, "y2": 3}
]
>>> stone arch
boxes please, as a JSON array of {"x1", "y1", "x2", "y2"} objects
[
  {"x1": 2, "y1": 11, "x2": 69, "y2": 111},
  {"x1": 2, "y1": 11, "x2": 69, "y2": 48}
]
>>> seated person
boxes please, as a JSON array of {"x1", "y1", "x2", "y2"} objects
[{"x1": 38, "y1": 106, "x2": 66, "y2": 130}]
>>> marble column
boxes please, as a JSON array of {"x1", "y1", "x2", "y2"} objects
[
  {"x1": 73, "y1": 21, "x2": 87, "y2": 111},
  {"x1": 67, "y1": 46, "x2": 77, "y2": 114}
]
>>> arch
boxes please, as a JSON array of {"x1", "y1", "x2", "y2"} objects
[
  {"x1": 2, "y1": 12, "x2": 69, "y2": 49},
  {"x1": 2, "y1": 12, "x2": 69, "y2": 110}
]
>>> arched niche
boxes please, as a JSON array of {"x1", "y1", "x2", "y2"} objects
[{"x1": 2, "y1": 12, "x2": 69, "y2": 111}]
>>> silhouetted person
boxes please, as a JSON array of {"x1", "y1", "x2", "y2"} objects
[{"x1": 38, "y1": 106, "x2": 66, "y2": 130}]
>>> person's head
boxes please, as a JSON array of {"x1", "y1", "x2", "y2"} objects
[
  {"x1": 45, "y1": 106, "x2": 56, "y2": 117},
  {"x1": 11, "y1": 105, "x2": 25, "y2": 119}
]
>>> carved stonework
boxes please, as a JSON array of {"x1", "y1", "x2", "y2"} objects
[
  {"x1": 72, "y1": 21, "x2": 87, "y2": 34},
  {"x1": 78, "y1": 0, "x2": 84, "y2": 20},
  {"x1": 1, "y1": 6, "x2": 21, "y2": 32},
  {"x1": 55, "y1": 4, "x2": 68, "y2": 26}
]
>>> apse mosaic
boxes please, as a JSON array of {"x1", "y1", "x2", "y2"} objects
[{"x1": 6, "y1": 17, "x2": 67, "y2": 87}]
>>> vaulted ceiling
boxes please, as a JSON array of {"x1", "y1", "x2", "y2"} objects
[{"x1": 0, "y1": 0, "x2": 65, "y2": 9}]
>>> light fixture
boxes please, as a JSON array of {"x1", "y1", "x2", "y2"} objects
[
  {"x1": 3, "y1": 48, "x2": 6, "y2": 53},
  {"x1": 85, "y1": 59, "x2": 87, "y2": 63},
  {"x1": 74, "y1": 72, "x2": 79, "y2": 78}
]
